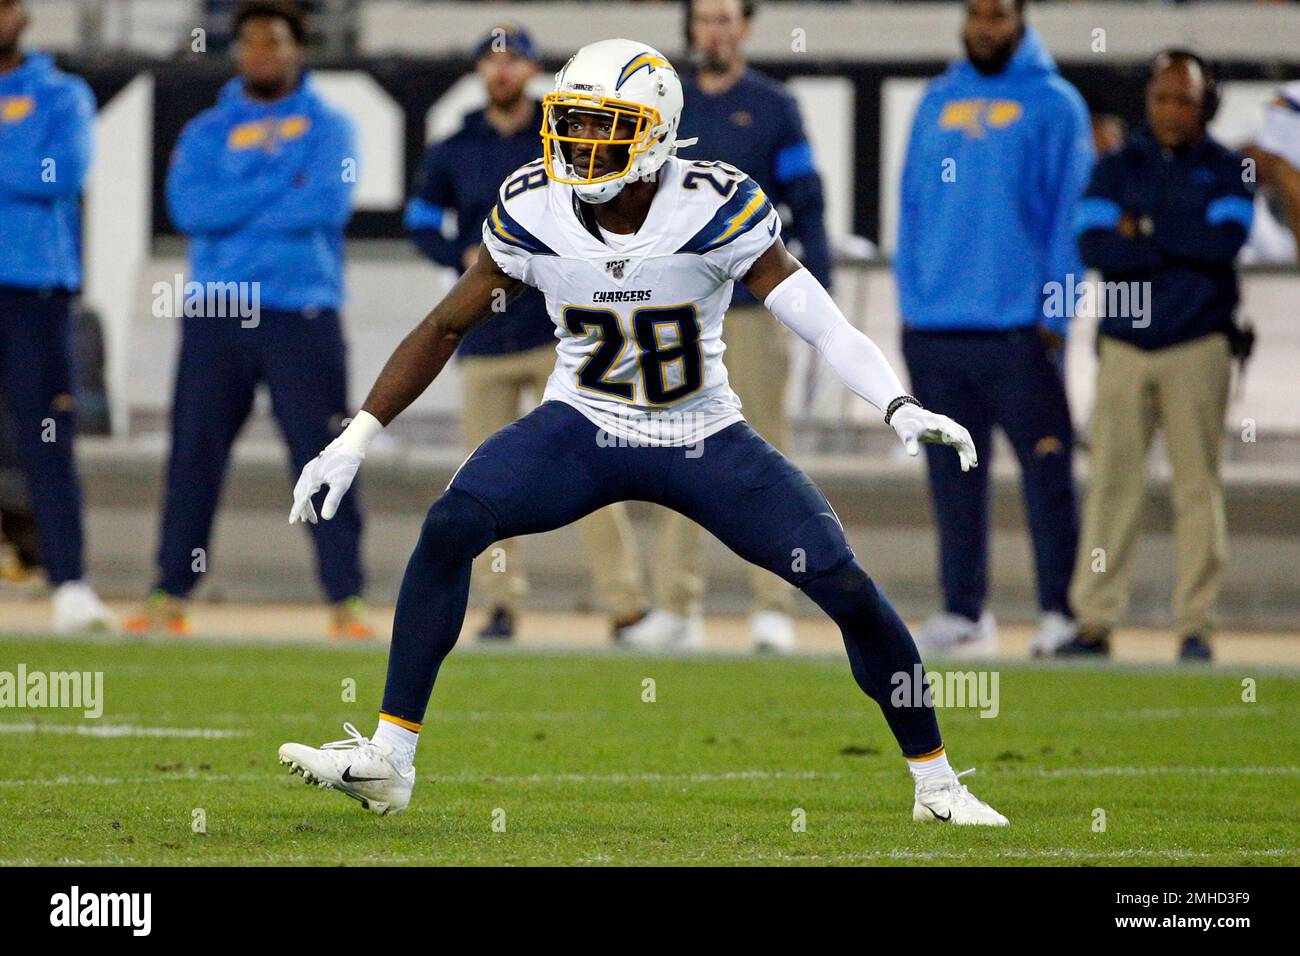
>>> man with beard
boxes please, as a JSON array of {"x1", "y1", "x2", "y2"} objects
[
  {"x1": 895, "y1": 0, "x2": 1094, "y2": 657},
  {"x1": 0, "y1": 0, "x2": 115, "y2": 630},
  {"x1": 126, "y1": 1, "x2": 369, "y2": 638},
  {"x1": 406, "y1": 26, "x2": 648, "y2": 642}
]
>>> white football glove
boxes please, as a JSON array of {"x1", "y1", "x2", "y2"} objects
[
  {"x1": 289, "y1": 411, "x2": 383, "y2": 524},
  {"x1": 889, "y1": 403, "x2": 978, "y2": 472},
  {"x1": 289, "y1": 442, "x2": 363, "y2": 524}
]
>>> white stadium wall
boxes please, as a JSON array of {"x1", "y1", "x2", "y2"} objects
[{"x1": 29, "y1": 2, "x2": 1300, "y2": 60}]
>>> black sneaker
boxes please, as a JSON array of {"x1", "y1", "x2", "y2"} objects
[
  {"x1": 1178, "y1": 634, "x2": 1213, "y2": 662},
  {"x1": 476, "y1": 605, "x2": 516, "y2": 641},
  {"x1": 1055, "y1": 625, "x2": 1111, "y2": 657}
]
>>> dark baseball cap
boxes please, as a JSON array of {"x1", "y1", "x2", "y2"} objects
[{"x1": 474, "y1": 25, "x2": 539, "y2": 63}]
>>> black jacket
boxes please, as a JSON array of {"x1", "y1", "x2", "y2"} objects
[{"x1": 1074, "y1": 128, "x2": 1253, "y2": 351}]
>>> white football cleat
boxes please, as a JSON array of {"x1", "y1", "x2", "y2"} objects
[
  {"x1": 914, "y1": 610, "x2": 997, "y2": 658},
  {"x1": 52, "y1": 581, "x2": 116, "y2": 633},
  {"x1": 618, "y1": 608, "x2": 704, "y2": 652},
  {"x1": 751, "y1": 610, "x2": 796, "y2": 654},
  {"x1": 1029, "y1": 611, "x2": 1076, "y2": 658},
  {"x1": 913, "y1": 768, "x2": 1009, "y2": 826},
  {"x1": 278, "y1": 722, "x2": 415, "y2": 816}
]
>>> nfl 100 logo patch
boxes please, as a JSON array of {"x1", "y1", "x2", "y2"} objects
[{"x1": 605, "y1": 258, "x2": 628, "y2": 279}]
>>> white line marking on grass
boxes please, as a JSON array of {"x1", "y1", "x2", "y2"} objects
[
  {"x1": 0, "y1": 722, "x2": 250, "y2": 739},
  {"x1": 1098, "y1": 705, "x2": 1279, "y2": 720},
  {"x1": 1019, "y1": 765, "x2": 1300, "y2": 778},
  {"x1": 2, "y1": 763, "x2": 1295, "y2": 790},
  {"x1": 435, "y1": 769, "x2": 842, "y2": 785},
  {"x1": 0, "y1": 772, "x2": 264, "y2": 788},
  {"x1": 436, "y1": 766, "x2": 1300, "y2": 784}
]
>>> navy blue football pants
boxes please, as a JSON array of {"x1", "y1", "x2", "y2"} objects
[
  {"x1": 382, "y1": 400, "x2": 942, "y2": 758},
  {"x1": 0, "y1": 286, "x2": 85, "y2": 584},
  {"x1": 153, "y1": 309, "x2": 363, "y2": 602},
  {"x1": 902, "y1": 327, "x2": 1078, "y2": 621}
]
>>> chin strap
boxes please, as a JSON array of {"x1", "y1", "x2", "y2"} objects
[{"x1": 668, "y1": 136, "x2": 698, "y2": 157}]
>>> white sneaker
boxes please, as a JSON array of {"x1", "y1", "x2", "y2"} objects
[
  {"x1": 914, "y1": 610, "x2": 997, "y2": 657},
  {"x1": 751, "y1": 610, "x2": 796, "y2": 654},
  {"x1": 278, "y1": 722, "x2": 415, "y2": 816},
  {"x1": 618, "y1": 608, "x2": 704, "y2": 652},
  {"x1": 913, "y1": 768, "x2": 1009, "y2": 826},
  {"x1": 1029, "y1": 611, "x2": 1076, "y2": 658},
  {"x1": 52, "y1": 581, "x2": 116, "y2": 633}
]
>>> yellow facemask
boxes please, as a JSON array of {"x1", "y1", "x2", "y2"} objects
[{"x1": 540, "y1": 91, "x2": 663, "y2": 185}]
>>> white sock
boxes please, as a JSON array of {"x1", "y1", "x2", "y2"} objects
[
  {"x1": 907, "y1": 749, "x2": 953, "y2": 784},
  {"x1": 373, "y1": 718, "x2": 418, "y2": 772}
]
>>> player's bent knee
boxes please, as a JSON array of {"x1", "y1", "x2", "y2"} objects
[
  {"x1": 416, "y1": 489, "x2": 499, "y2": 564},
  {"x1": 801, "y1": 559, "x2": 884, "y2": 622},
  {"x1": 777, "y1": 511, "x2": 855, "y2": 586}
]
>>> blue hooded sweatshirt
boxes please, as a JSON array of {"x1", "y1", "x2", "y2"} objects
[
  {"x1": 166, "y1": 74, "x2": 356, "y2": 312},
  {"x1": 0, "y1": 52, "x2": 95, "y2": 291},
  {"x1": 895, "y1": 29, "x2": 1095, "y2": 335}
]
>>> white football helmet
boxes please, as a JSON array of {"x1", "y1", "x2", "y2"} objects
[{"x1": 541, "y1": 38, "x2": 691, "y2": 204}]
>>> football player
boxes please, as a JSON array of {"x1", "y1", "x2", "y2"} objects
[{"x1": 279, "y1": 39, "x2": 1007, "y2": 826}]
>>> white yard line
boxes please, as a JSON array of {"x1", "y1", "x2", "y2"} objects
[
  {"x1": 0, "y1": 722, "x2": 250, "y2": 739},
  {"x1": 2, "y1": 763, "x2": 1297, "y2": 789},
  {"x1": 1019, "y1": 765, "x2": 1300, "y2": 778},
  {"x1": 432, "y1": 769, "x2": 839, "y2": 784},
  {"x1": 1095, "y1": 705, "x2": 1280, "y2": 720},
  {"x1": 0, "y1": 772, "x2": 263, "y2": 787}
]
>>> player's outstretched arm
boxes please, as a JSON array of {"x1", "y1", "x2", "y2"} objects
[
  {"x1": 741, "y1": 239, "x2": 978, "y2": 471},
  {"x1": 360, "y1": 245, "x2": 524, "y2": 425},
  {"x1": 289, "y1": 246, "x2": 525, "y2": 524}
]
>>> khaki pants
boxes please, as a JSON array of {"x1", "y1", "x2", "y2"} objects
[
  {"x1": 460, "y1": 344, "x2": 646, "y2": 620},
  {"x1": 1069, "y1": 334, "x2": 1231, "y2": 637},
  {"x1": 652, "y1": 304, "x2": 795, "y2": 615}
]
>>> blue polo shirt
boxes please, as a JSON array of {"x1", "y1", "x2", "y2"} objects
[
  {"x1": 679, "y1": 68, "x2": 832, "y2": 304},
  {"x1": 406, "y1": 104, "x2": 553, "y2": 357}
]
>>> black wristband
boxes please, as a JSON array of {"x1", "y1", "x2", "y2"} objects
[{"x1": 884, "y1": 395, "x2": 922, "y2": 426}]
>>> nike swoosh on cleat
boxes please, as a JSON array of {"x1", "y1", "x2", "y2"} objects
[
  {"x1": 341, "y1": 766, "x2": 386, "y2": 783},
  {"x1": 926, "y1": 806, "x2": 952, "y2": 822}
]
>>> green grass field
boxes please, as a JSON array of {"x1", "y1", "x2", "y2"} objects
[{"x1": 1, "y1": 634, "x2": 1296, "y2": 866}]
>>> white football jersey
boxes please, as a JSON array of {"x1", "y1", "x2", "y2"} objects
[
  {"x1": 481, "y1": 156, "x2": 781, "y2": 446},
  {"x1": 1257, "y1": 80, "x2": 1300, "y2": 168}
]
